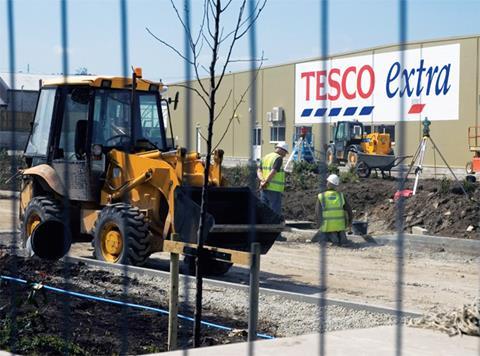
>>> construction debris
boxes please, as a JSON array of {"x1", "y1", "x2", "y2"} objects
[{"x1": 409, "y1": 301, "x2": 480, "y2": 337}]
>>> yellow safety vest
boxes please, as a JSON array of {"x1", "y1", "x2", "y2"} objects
[
  {"x1": 261, "y1": 152, "x2": 285, "y2": 192},
  {"x1": 318, "y1": 190, "x2": 346, "y2": 232}
]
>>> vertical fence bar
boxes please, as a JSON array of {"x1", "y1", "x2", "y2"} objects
[
  {"x1": 182, "y1": 1, "x2": 192, "y2": 353},
  {"x1": 184, "y1": 0, "x2": 192, "y2": 152},
  {"x1": 318, "y1": 1, "x2": 329, "y2": 355},
  {"x1": 6, "y1": 1, "x2": 18, "y2": 352},
  {"x1": 119, "y1": 0, "x2": 130, "y2": 354},
  {"x1": 247, "y1": 242, "x2": 261, "y2": 344},
  {"x1": 395, "y1": 1, "x2": 407, "y2": 355},
  {"x1": 247, "y1": 0, "x2": 259, "y2": 354},
  {"x1": 59, "y1": 2, "x2": 73, "y2": 352},
  {"x1": 168, "y1": 233, "x2": 180, "y2": 351}
]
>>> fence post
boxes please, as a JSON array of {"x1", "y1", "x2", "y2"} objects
[
  {"x1": 248, "y1": 242, "x2": 261, "y2": 342},
  {"x1": 168, "y1": 233, "x2": 180, "y2": 351}
]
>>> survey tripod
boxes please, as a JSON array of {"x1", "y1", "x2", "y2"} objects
[
  {"x1": 284, "y1": 127, "x2": 316, "y2": 172},
  {"x1": 405, "y1": 118, "x2": 467, "y2": 196}
]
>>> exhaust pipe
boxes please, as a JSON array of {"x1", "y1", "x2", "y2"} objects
[{"x1": 30, "y1": 220, "x2": 71, "y2": 260}]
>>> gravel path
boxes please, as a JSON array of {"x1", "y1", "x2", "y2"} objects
[{"x1": 25, "y1": 258, "x2": 401, "y2": 338}]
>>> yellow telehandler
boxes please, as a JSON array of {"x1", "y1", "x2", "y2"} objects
[{"x1": 19, "y1": 69, "x2": 282, "y2": 275}]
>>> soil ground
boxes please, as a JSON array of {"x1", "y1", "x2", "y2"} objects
[
  {"x1": 0, "y1": 251, "x2": 260, "y2": 355},
  {"x1": 224, "y1": 167, "x2": 480, "y2": 238}
]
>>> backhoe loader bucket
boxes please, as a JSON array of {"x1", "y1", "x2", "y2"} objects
[{"x1": 175, "y1": 187, "x2": 284, "y2": 254}]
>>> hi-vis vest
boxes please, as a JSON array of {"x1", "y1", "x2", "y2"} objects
[
  {"x1": 261, "y1": 152, "x2": 285, "y2": 192},
  {"x1": 318, "y1": 190, "x2": 346, "y2": 232}
]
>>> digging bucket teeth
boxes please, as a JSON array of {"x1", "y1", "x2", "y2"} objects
[{"x1": 174, "y1": 186, "x2": 284, "y2": 254}]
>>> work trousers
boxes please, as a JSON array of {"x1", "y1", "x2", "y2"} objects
[
  {"x1": 312, "y1": 231, "x2": 348, "y2": 245},
  {"x1": 260, "y1": 189, "x2": 282, "y2": 217}
]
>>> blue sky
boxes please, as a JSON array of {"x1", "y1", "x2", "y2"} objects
[{"x1": 1, "y1": 0, "x2": 480, "y2": 83}]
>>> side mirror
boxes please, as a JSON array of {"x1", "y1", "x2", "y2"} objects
[
  {"x1": 75, "y1": 120, "x2": 88, "y2": 159},
  {"x1": 174, "y1": 92, "x2": 179, "y2": 110},
  {"x1": 168, "y1": 92, "x2": 180, "y2": 111}
]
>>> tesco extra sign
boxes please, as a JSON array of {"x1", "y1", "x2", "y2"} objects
[{"x1": 295, "y1": 44, "x2": 460, "y2": 124}]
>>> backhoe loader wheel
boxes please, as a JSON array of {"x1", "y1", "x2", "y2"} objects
[
  {"x1": 346, "y1": 151, "x2": 358, "y2": 169},
  {"x1": 326, "y1": 147, "x2": 337, "y2": 166},
  {"x1": 21, "y1": 196, "x2": 63, "y2": 245},
  {"x1": 93, "y1": 204, "x2": 150, "y2": 266}
]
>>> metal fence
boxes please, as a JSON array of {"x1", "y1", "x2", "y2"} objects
[{"x1": 1, "y1": 0, "x2": 476, "y2": 355}]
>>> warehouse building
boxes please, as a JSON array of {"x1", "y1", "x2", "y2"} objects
[{"x1": 169, "y1": 35, "x2": 480, "y2": 170}]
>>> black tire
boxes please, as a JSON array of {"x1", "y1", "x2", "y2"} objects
[
  {"x1": 21, "y1": 196, "x2": 63, "y2": 245},
  {"x1": 356, "y1": 161, "x2": 371, "y2": 178},
  {"x1": 326, "y1": 147, "x2": 337, "y2": 166},
  {"x1": 93, "y1": 204, "x2": 150, "y2": 266},
  {"x1": 183, "y1": 255, "x2": 233, "y2": 276}
]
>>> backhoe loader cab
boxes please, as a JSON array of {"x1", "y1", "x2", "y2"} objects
[
  {"x1": 20, "y1": 71, "x2": 282, "y2": 275},
  {"x1": 326, "y1": 121, "x2": 364, "y2": 166},
  {"x1": 326, "y1": 120, "x2": 393, "y2": 168}
]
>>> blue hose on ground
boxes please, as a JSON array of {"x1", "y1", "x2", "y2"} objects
[{"x1": 0, "y1": 274, "x2": 274, "y2": 340}]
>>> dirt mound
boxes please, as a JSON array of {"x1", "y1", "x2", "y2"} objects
[{"x1": 224, "y1": 167, "x2": 479, "y2": 239}]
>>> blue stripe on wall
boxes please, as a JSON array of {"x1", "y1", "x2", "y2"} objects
[
  {"x1": 301, "y1": 108, "x2": 313, "y2": 117},
  {"x1": 359, "y1": 106, "x2": 374, "y2": 115},
  {"x1": 329, "y1": 108, "x2": 341, "y2": 117},
  {"x1": 314, "y1": 108, "x2": 327, "y2": 117},
  {"x1": 344, "y1": 107, "x2": 357, "y2": 116}
]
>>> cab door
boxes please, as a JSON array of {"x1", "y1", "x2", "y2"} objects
[
  {"x1": 51, "y1": 87, "x2": 94, "y2": 201},
  {"x1": 334, "y1": 122, "x2": 347, "y2": 160}
]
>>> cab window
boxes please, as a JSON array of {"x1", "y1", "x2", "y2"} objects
[
  {"x1": 352, "y1": 125, "x2": 363, "y2": 139},
  {"x1": 57, "y1": 87, "x2": 90, "y2": 160},
  {"x1": 138, "y1": 93, "x2": 165, "y2": 148},
  {"x1": 25, "y1": 89, "x2": 56, "y2": 157}
]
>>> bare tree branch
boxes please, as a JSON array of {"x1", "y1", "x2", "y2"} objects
[
  {"x1": 167, "y1": 0, "x2": 214, "y2": 99},
  {"x1": 202, "y1": 32, "x2": 214, "y2": 51},
  {"x1": 235, "y1": 0, "x2": 267, "y2": 40},
  {"x1": 194, "y1": 0, "x2": 209, "y2": 48},
  {"x1": 200, "y1": 64, "x2": 210, "y2": 75},
  {"x1": 221, "y1": 0, "x2": 234, "y2": 12},
  {"x1": 168, "y1": 0, "x2": 195, "y2": 52},
  {"x1": 219, "y1": 0, "x2": 266, "y2": 44},
  {"x1": 206, "y1": 0, "x2": 216, "y2": 40},
  {"x1": 145, "y1": 27, "x2": 193, "y2": 65},
  {"x1": 229, "y1": 57, "x2": 267, "y2": 63},
  {"x1": 146, "y1": 26, "x2": 210, "y2": 97},
  {"x1": 197, "y1": 127, "x2": 208, "y2": 142},
  {"x1": 215, "y1": 0, "x2": 247, "y2": 91},
  {"x1": 214, "y1": 89, "x2": 233, "y2": 122},
  {"x1": 169, "y1": 83, "x2": 210, "y2": 110},
  {"x1": 212, "y1": 58, "x2": 264, "y2": 151}
]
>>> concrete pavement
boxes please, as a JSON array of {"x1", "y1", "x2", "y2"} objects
[{"x1": 157, "y1": 326, "x2": 479, "y2": 356}]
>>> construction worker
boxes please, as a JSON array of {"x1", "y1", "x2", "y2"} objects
[
  {"x1": 257, "y1": 142, "x2": 289, "y2": 216},
  {"x1": 314, "y1": 174, "x2": 353, "y2": 245}
]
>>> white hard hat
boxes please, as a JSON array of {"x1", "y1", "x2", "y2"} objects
[
  {"x1": 327, "y1": 174, "x2": 340, "y2": 186},
  {"x1": 275, "y1": 142, "x2": 289, "y2": 153}
]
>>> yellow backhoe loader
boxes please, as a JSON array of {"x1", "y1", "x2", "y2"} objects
[{"x1": 19, "y1": 68, "x2": 282, "y2": 275}]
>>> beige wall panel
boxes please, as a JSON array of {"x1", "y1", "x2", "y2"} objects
[
  {"x1": 417, "y1": 38, "x2": 477, "y2": 168},
  {"x1": 261, "y1": 64, "x2": 295, "y2": 156},
  {"x1": 227, "y1": 70, "x2": 264, "y2": 158},
  {"x1": 170, "y1": 75, "x2": 235, "y2": 155}
]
